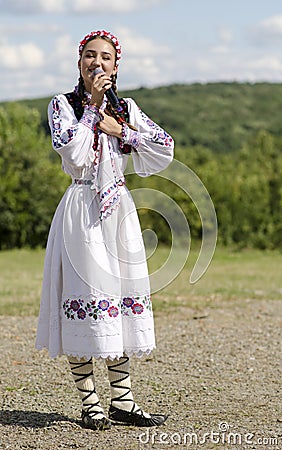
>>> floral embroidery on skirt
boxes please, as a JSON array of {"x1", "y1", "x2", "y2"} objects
[{"x1": 62, "y1": 295, "x2": 152, "y2": 321}]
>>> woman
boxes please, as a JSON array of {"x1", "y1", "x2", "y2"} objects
[{"x1": 36, "y1": 30, "x2": 174, "y2": 430}]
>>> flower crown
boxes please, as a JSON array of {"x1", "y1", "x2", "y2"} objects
[{"x1": 78, "y1": 30, "x2": 122, "y2": 64}]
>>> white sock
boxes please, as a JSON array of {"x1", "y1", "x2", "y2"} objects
[
  {"x1": 106, "y1": 355, "x2": 151, "y2": 418},
  {"x1": 68, "y1": 356, "x2": 105, "y2": 420}
]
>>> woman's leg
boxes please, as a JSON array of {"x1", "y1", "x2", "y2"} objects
[
  {"x1": 106, "y1": 355, "x2": 168, "y2": 427},
  {"x1": 68, "y1": 356, "x2": 111, "y2": 430}
]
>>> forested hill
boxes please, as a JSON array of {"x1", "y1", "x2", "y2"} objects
[{"x1": 9, "y1": 82, "x2": 282, "y2": 153}]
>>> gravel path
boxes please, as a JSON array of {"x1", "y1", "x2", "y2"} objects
[{"x1": 0, "y1": 298, "x2": 281, "y2": 450}]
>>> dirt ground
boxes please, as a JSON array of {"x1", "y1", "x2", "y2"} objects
[{"x1": 0, "y1": 297, "x2": 281, "y2": 450}]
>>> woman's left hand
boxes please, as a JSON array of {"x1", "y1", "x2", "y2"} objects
[{"x1": 97, "y1": 112, "x2": 122, "y2": 138}]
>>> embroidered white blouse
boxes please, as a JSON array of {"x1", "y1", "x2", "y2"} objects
[{"x1": 35, "y1": 93, "x2": 174, "y2": 360}]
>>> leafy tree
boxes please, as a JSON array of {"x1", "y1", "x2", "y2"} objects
[{"x1": 0, "y1": 103, "x2": 69, "y2": 249}]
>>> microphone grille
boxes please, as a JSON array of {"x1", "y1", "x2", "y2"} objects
[{"x1": 92, "y1": 67, "x2": 104, "y2": 76}]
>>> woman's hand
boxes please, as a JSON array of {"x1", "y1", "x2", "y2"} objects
[{"x1": 97, "y1": 112, "x2": 122, "y2": 138}]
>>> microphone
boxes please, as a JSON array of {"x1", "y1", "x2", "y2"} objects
[{"x1": 92, "y1": 67, "x2": 123, "y2": 112}]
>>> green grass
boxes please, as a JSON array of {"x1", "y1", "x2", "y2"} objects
[
  {"x1": 0, "y1": 248, "x2": 45, "y2": 316},
  {"x1": 150, "y1": 245, "x2": 282, "y2": 312},
  {"x1": 0, "y1": 246, "x2": 281, "y2": 316}
]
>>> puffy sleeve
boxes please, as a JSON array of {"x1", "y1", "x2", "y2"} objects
[
  {"x1": 122, "y1": 98, "x2": 174, "y2": 177},
  {"x1": 48, "y1": 94, "x2": 102, "y2": 169}
]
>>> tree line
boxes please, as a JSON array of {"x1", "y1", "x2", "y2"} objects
[{"x1": 0, "y1": 83, "x2": 281, "y2": 250}]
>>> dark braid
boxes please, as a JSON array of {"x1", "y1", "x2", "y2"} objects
[
  {"x1": 77, "y1": 74, "x2": 86, "y2": 102},
  {"x1": 111, "y1": 73, "x2": 118, "y2": 96}
]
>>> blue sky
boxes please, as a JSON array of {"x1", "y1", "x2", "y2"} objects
[{"x1": 1, "y1": 0, "x2": 282, "y2": 101}]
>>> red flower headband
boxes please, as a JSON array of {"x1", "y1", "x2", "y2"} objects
[{"x1": 78, "y1": 30, "x2": 122, "y2": 64}]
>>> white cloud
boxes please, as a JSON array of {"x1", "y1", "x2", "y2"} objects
[
  {"x1": 211, "y1": 45, "x2": 230, "y2": 55},
  {"x1": 188, "y1": 49, "x2": 282, "y2": 84},
  {"x1": 116, "y1": 27, "x2": 172, "y2": 88},
  {"x1": 0, "y1": 23, "x2": 61, "y2": 34},
  {"x1": 1, "y1": 12, "x2": 282, "y2": 102},
  {"x1": 210, "y1": 28, "x2": 233, "y2": 55},
  {"x1": 0, "y1": 0, "x2": 65, "y2": 13},
  {"x1": 0, "y1": 42, "x2": 44, "y2": 69},
  {"x1": 0, "y1": 0, "x2": 161, "y2": 14},
  {"x1": 250, "y1": 15, "x2": 282, "y2": 46},
  {"x1": 72, "y1": 0, "x2": 138, "y2": 13},
  {"x1": 246, "y1": 56, "x2": 282, "y2": 72},
  {"x1": 117, "y1": 26, "x2": 170, "y2": 58},
  {"x1": 49, "y1": 34, "x2": 78, "y2": 81},
  {"x1": 257, "y1": 15, "x2": 282, "y2": 36},
  {"x1": 218, "y1": 28, "x2": 232, "y2": 45}
]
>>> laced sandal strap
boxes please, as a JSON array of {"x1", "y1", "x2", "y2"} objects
[
  {"x1": 83, "y1": 406, "x2": 104, "y2": 418},
  {"x1": 77, "y1": 388, "x2": 100, "y2": 412},
  {"x1": 130, "y1": 403, "x2": 142, "y2": 414},
  {"x1": 107, "y1": 356, "x2": 130, "y2": 381},
  {"x1": 69, "y1": 358, "x2": 105, "y2": 419},
  {"x1": 107, "y1": 356, "x2": 133, "y2": 404},
  {"x1": 69, "y1": 358, "x2": 93, "y2": 383}
]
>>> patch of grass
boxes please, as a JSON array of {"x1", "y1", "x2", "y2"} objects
[
  {"x1": 0, "y1": 248, "x2": 44, "y2": 316},
  {"x1": 0, "y1": 246, "x2": 281, "y2": 316},
  {"x1": 149, "y1": 245, "x2": 282, "y2": 312}
]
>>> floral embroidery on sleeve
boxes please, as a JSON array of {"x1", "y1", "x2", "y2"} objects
[
  {"x1": 50, "y1": 97, "x2": 102, "y2": 149},
  {"x1": 139, "y1": 109, "x2": 173, "y2": 147},
  {"x1": 121, "y1": 124, "x2": 141, "y2": 149},
  {"x1": 80, "y1": 105, "x2": 103, "y2": 131},
  {"x1": 51, "y1": 97, "x2": 78, "y2": 149}
]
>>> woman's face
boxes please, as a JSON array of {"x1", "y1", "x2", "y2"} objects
[{"x1": 79, "y1": 37, "x2": 118, "y2": 92}]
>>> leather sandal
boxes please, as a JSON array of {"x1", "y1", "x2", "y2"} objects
[
  {"x1": 109, "y1": 404, "x2": 168, "y2": 427},
  {"x1": 81, "y1": 410, "x2": 112, "y2": 431}
]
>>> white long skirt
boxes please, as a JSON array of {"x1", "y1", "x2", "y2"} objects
[{"x1": 35, "y1": 182, "x2": 156, "y2": 360}]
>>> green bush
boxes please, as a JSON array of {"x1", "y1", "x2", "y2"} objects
[{"x1": 0, "y1": 103, "x2": 69, "y2": 249}]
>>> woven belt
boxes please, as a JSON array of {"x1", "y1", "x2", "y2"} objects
[{"x1": 74, "y1": 179, "x2": 92, "y2": 185}]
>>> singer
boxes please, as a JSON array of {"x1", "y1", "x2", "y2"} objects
[{"x1": 36, "y1": 30, "x2": 174, "y2": 431}]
